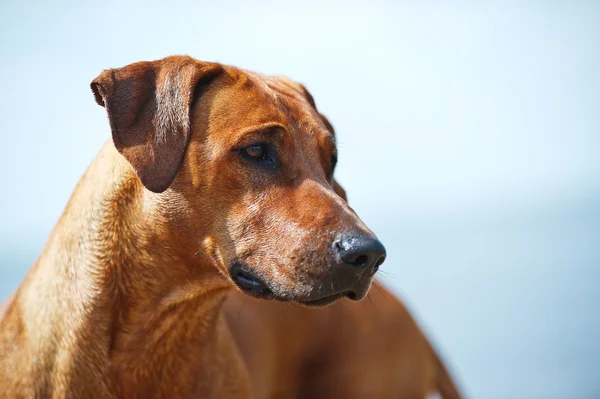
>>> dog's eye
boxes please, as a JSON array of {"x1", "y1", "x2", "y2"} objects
[
  {"x1": 331, "y1": 154, "x2": 338, "y2": 171},
  {"x1": 243, "y1": 144, "x2": 266, "y2": 160},
  {"x1": 238, "y1": 143, "x2": 279, "y2": 170}
]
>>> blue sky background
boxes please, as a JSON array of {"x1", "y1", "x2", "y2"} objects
[{"x1": 1, "y1": 1, "x2": 599, "y2": 398}]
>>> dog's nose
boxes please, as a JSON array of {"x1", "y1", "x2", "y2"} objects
[{"x1": 333, "y1": 233, "x2": 386, "y2": 271}]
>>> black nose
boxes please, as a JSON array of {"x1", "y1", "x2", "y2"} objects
[{"x1": 333, "y1": 233, "x2": 386, "y2": 271}]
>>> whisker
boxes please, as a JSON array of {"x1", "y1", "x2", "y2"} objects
[
  {"x1": 367, "y1": 292, "x2": 382, "y2": 319},
  {"x1": 189, "y1": 246, "x2": 207, "y2": 260},
  {"x1": 373, "y1": 282, "x2": 388, "y2": 300},
  {"x1": 237, "y1": 296, "x2": 250, "y2": 322},
  {"x1": 378, "y1": 270, "x2": 401, "y2": 285}
]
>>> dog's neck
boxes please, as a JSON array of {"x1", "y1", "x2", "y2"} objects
[{"x1": 11, "y1": 141, "x2": 240, "y2": 397}]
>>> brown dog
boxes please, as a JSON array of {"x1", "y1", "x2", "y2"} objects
[{"x1": 0, "y1": 56, "x2": 460, "y2": 398}]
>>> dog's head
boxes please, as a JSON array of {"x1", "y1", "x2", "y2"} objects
[{"x1": 91, "y1": 56, "x2": 385, "y2": 307}]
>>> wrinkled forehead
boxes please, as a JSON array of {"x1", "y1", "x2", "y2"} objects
[{"x1": 203, "y1": 67, "x2": 334, "y2": 144}]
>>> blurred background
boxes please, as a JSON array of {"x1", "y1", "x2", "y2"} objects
[{"x1": 1, "y1": 1, "x2": 599, "y2": 398}]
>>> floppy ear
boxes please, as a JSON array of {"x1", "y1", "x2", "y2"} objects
[{"x1": 91, "y1": 56, "x2": 222, "y2": 193}]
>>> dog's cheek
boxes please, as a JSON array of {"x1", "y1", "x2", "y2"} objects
[{"x1": 202, "y1": 236, "x2": 230, "y2": 277}]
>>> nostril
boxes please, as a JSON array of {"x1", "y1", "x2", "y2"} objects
[
  {"x1": 373, "y1": 256, "x2": 385, "y2": 272},
  {"x1": 347, "y1": 291, "x2": 358, "y2": 300},
  {"x1": 334, "y1": 241, "x2": 343, "y2": 252},
  {"x1": 349, "y1": 254, "x2": 369, "y2": 267}
]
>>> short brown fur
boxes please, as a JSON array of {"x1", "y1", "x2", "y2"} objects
[{"x1": 0, "y1": 56, "x2": 460, "y2": 398}]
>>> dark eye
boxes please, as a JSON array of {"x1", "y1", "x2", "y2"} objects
[
  {"x1": 243, "y1": 144, "x2": 267, "y2": 160},
  {"x1": 331, "y1": 154, "x2": 338, "y2": 171},
  {"x1": 238, "y1": 143, "x2": 279, "y2": 170}
]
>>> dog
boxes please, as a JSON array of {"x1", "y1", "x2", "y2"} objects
[{"x1": 0, "y1": 55, "x2": 461, "y2": 398}]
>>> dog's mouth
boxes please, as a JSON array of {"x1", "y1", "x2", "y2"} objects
[
  {"x1": 230, "y1": 264, "x2": 273, "y2": 297},
  {"x1": 296, "y1": 291, "x2": 353, "y2": 307},
  {"x1": 229, "y1": 263, "x2": 358, "y2": 307}
]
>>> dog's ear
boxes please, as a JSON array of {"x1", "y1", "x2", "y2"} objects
[
  {"x1": 91, "y1": 56, "x2": 222, "y2": 193},
  {"x1": 333, "y1": 179, "x2": 348, "y2": 203}
]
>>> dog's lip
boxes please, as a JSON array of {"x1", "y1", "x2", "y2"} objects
[
  {"x1": 230, "y1": 264, "x2": 272, "y2": 297},
  {"x1": 229, "y1": 263, "x2": 368, "y2": 306},
  {"x1": 235, "y1": 273, "x2": 263, "y2": 288},
  {"x1": 296, "y1": 291, "x2": 351, "y2": 308}
]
